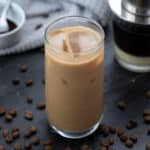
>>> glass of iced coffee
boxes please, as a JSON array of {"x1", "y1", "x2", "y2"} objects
[{"x1": 45, "y1": 16, "x2": 104, "y2": 139}]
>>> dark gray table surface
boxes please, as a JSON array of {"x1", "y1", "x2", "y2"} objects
[{"x1": 0, "y1": 23, "x2": 150, "y2": 150}]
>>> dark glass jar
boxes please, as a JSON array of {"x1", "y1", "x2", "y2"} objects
[{"x1": 109, "y1": 0, "x2": 150, "y2": 72}]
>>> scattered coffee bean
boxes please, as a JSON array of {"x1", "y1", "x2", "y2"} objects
[
  {"x1": 0, "y1": 107, "x2": 6, "y2": 116},
  {"x1": 24, "y1": 141, "x2": 32, "y2": 150},
  {"x1": 30, "y1": 125, "x2": 37, "y2": 134},
  {"x1": 144, "y1": 109, "x2": 150, "y2": 116},
  {"x1": 80, "y1": 144, "x2": 90, "y2": 150},
  {"x1": 12, "y1": 77, "x2": 20, "y2": 85},
  {"x1": 125, "y1": 139, "x2": 133, "y2": 148},
  {"x1": 117, "y1": 128, "x2": 125, "y2": 137},
  {"x1": 145, "y1": 90, "x2": 150, "y2": 98},
  {"x1": 26, "y1": 96, "x2": 33, "y2": 104},
  {"x1": 100, "y1": 138, "x2": 110, "y2": 147},
  {"x1": 5, "y1": 113, "x2": 13, "y2": 122},
  {"x1": 108, "y1": 137, "x2": 115, "y2": 145},
  {"x1": 7, "y1": 108, "x2": 17, "y2": 117},
  {"x1": 2, "y1": 129, "x2": 9, "y2": 138},
  {"x1": 130, "y1": 133, "x2": 138, "y2": 143},
  {"x1": 12, "y1": 127, "x2": 19, "y2": 133},
  {"x1": 109, "y1": 127, "x2": 116, "y2": 134},
  {"x1": 146, "y1": 144, "x2": 150, "y2": 150},
  {"x1": 99, "y1": 125, "x2": 110, "y2": 137},
  {"x1": 24, "y1": 125, "x2": 37, "y2": 138},
  {"x1": 24, "y1": 129, "x2": 32, "y2": 138},
  {"x1": 64, "y1": 146, "x2": 72, "y2": 150},
  {"x1": 120, "y1": 133, "x2": 128, "y2": 142},
  {"x1": 26, "y1": 80, "x2": 33, "y2": 87},
  {"x1": 12, "y1": 131, "x2": 20, "y2": 139},
  {"x1": 24, "y1": 112, "x2": 33, "y2": 120},
  {"x1": 19, "y1": 64, "x2": 28, "y2": 72},
  {"x1": 36, "y1": 102, "x2": 45, "y2": 110},
  {"x1": 44, "y1": 140, "x2": 53, "y2": 146},
  {"x1": 13, "y1": 143, "x2": 22, "y2": 150},
  {"x1": 99, "y1": 146, "x2": 107, "y2": 150},
  {"x1": 32, "y1": 136, "x2": 40, "y2": 145},
  {"x1": 0, "y1": 145, "x2": 5, "y2": 150},
  {"x1": 35, "y1": 24, "x2": 42, "y2": 30},
  {"x1": 45, "y1": 145, "x2": 53, "y2": 150},
  {"x1": 117, "y1": 100, "x2": 125, "y2": 110},
  {"x1": 126, "y1": 120, "x2": 138, "y2": 129},
  {"x1": 144, "y1": 116, "x2": 150, "y2": 124},
  {"x1": 5, "y1": 134, "x2": 13, "y2": 144}
]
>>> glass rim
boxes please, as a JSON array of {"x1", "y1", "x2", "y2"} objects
[{"x1": 45, "y1": 16, "x2": 105, "y2": 54}]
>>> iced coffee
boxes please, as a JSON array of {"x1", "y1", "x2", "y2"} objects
[{"x1": 45, "y1": 17, "x2": 104, "y2": 139}]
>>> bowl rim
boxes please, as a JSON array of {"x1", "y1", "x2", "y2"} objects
[{"x1": 0, "y1": 1, "x2": 26, "y2": 37}]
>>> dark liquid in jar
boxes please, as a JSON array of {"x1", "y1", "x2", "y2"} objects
[
  {"x1": 113, "y1": 20, "x2": 150, "y2": 57},
  {"x1": 0, "y1": 19, "x2": 17, "y2": 34}
]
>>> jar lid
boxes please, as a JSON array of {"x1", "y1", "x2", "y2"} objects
[{"x1": 109, "y1": 0, "x2": 150, "y2": 25}]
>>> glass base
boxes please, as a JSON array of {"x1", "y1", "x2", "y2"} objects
[
  {"x1": 115, "y1": 45, "x2": 150, "y2": 73},
  {"x1": 116, "y1": 56, "x2": 150, "y2": 73},
  {"x1": 49, "y1": 115, "x2": 103, "y2": 139}
]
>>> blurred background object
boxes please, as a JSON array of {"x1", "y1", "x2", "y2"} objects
[{"x1": 0, "y1": 0, "x2": 110, "y2": 56}]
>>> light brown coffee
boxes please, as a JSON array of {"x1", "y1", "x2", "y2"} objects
[{"x1": 45, "y1": 26, "x2": 104, "y2": 133}]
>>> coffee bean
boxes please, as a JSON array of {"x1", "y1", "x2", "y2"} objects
[
  {"x1": 44, "y1": 140, "x2": 53, "y2": 146},
  {"x1": 80, "y1": 144, "x2": 89, "y2": 150},
  {"x1": 26, "y1": 96, "x2": 33, "y2": 104},
  {"x1": 99, "y1": 146, "x2": 107, "y2": 150},
  {"x1": 13, "y1": 143, "x2": 22, "y2": 150},
  {"x1": 12, "y1": 127, "x2": 19, "y2": 133},
  {"x1": 120, "y1": 133, "x2": 128, "y2": 142},
  {"x1": 108, "y1": 137, "x2": 115, "y2": 145},
  {"x1": 24, "y1": 129, "x2": 32, "y2": 138},
  {"x1": 5, "y1": 113, "x2": 13, "y2": 122},
  {"x1": 100, "y1": 125, "x2": 110, "y2": 137},
  {"x1": 0, "y1": 107, "x2": 6, "y2": 116},
  {"x1": 2, "y1": 129, "x2": 9, "y2": 137},
  {"x1": 12, "y1": 131, "x2": 20, "y2": 139},
  {"x1": 7, "y1": 108, "x2": 17, "y2": 117},
  {"x1": 109, "y1": 127, "x2": 116, "y2": 134},
  {"x1": 45, "y1": 145, "x2": 53, "y2": 150},
  {"x1": 24, "y1": 112, "x2": 33, "y2": 120},
  {"x1": 126, "y1": 120, "x2": 138, "y2": 129},
  {"x1": 100, "y1": 138, "x2": 110, "y2": 147},
  {"x1": 30, "y1": 126, "x2": 37, "y2": 134},
  {"x1": 125, "y1": 139, "x2": 133, "y2": 148},
  {"x1": 117, "y1": 128, "x2": 125, "y2": 137},
  {"x1": 64, "y1": 146, "x2": 72, "y2": 150},
  {"x1": 117, "y1": 100, "x2": 125, "y2": 110},
  {"x1": 5, "y1": 134, "x2": 13, "y2": 144},
  {"x1": 19, "y1": 64, "x2": 28, "y2": 72},
  {"x1": 130, "y1": 133, "x2": 138, "y2": 143},
  {"x1": 24, "y1": 141, "x2": 32, "y2": 150},
  {"x1": 26, "y1": 80, "x2": 33, "y2": 87},
  {"x1": 32, "y1": 136, "x2": 40, "y2": 145},
  {"x1": 146, "y1": 144, "x2": 150, "y2": 150},
  {"x1": 36, "y1": 102, "x2": 45, "y2": 110},
  {"x1": 144, "y1": 116, "x2": 150, "y2": 124},
  {"x1": 0, "y1": 145, "x2": 5, "y2": 150},
  {"x1": 144, "y1": 109, "x2": 150, "y2": 116},
  {"x1": 12, "y1": 77, "x2": 20, "y2": 85}
]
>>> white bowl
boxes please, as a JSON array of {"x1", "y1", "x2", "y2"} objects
[{"x1": 0, "y1": 1, "x2": 25, "y2": 49}]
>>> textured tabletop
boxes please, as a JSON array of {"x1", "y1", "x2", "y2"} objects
[{"x1": 0, "y1": 23, "x2": 150, "y2": 150}]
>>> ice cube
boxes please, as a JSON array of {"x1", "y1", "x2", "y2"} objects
[{"x1": 68, "y1": 30, "x2": 98, "y2": 53}]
